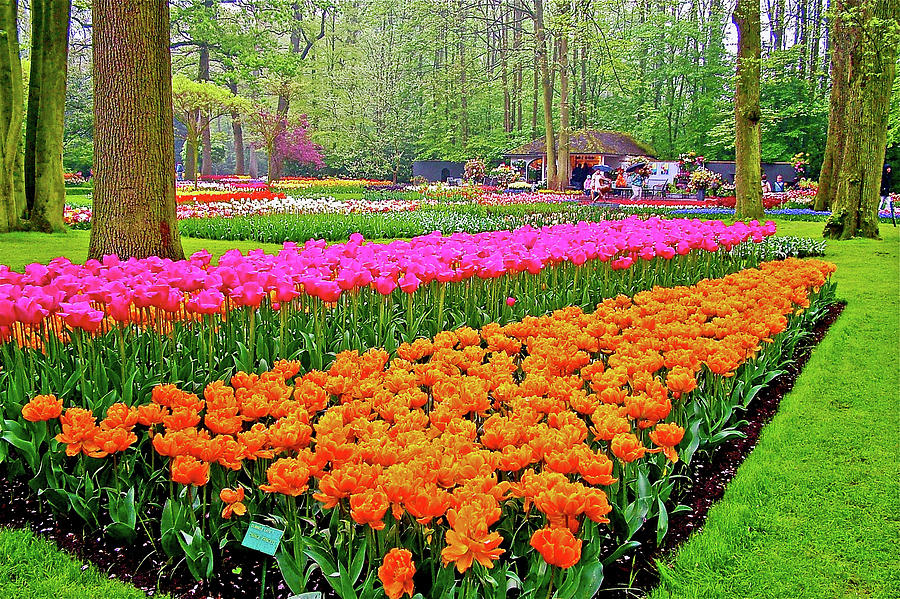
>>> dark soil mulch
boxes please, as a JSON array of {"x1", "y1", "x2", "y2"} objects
[{"x1": 0, "y1": 302, "x2": 845, "y2": 599}]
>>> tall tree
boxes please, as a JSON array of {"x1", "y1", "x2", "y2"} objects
[
  {"x1": 555, "y1": 1, "x2": 571, "y2": 190},
  {"x1": 27, "y1": 0, "x2": 71, "y2": 232},
  {"x1": 823, "y1": 0, "x2": 900, "y2": 239},
  {"x1": 733, "y1": 0, "x2": 764, "y2": 219},
  {"x1": 171, "y1": 75, "x2": 245, "y2": 187},
  {"x1": 227, "y1": 81, "x2": 245, "y2": 175},
  {"x1": 89, "y1": 0, "x2": 183, "y2": 260},
  {"x1": 815, "y1": 0, "x2": 850, "y2": 211},
  {"x1": 0, "y1": 0, "x2": 25, "y2": 232},
  {"x1": 534, "y1": 0, "x2": 556, "y2": 186}
]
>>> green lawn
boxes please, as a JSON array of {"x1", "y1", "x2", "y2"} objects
[
  {"x1": 0, "y1": 219, "x2": 897, "y2": 598},
  {"x1": 0, "y1": 528, "x2": 169, "y2": 599},
  {"x1": 652, "y1": 220, "x2": 900, "y2": 599},
  {"x1": 0, "y1": 229, "x2": 286, "y2": 272}
]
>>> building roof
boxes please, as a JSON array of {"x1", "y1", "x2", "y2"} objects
[{"x1": 505, "y1": 130, "x2": 656, "y2": 158}]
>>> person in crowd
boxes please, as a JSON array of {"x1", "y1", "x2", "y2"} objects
[
  {"x1": 629, "y1": 170, "x2": 644, "y2": 200},
  {"x1": 881, "y1": 163, "x2": 893, "y2": 210},
  {"x1": 772, "y1": 174, "x2": 785, "y2": 192},
  {"x1": 583, "y1": 173, "x2": 592, "y2": 197},
  {"x1": 615, "y1": 169, "x2": 627, "y2": 188},
  {"x1": 761, "y1": 172, "x2": 772, "y2": 193},
  {"x1": 176, "y1": 163, "x2": 185, "y2": 181},
  {"x1": 590, "y1": 167, "x2": 605, "y2": 201},
  {"x1": 571, "y1": 162, "x2": 585, "y2": 187}
]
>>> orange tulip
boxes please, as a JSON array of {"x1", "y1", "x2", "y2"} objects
[
  {"x1": 22, "y1": 394, "x2": 63, "y2": 422},
  {"x1": 55, "y1": 407, "x2": 101, "y2": 457},
  {"x1": 101, "y1": 403, "x2": 139, "y2": 430},
  {"x1": 441, "y1": 505, "x2": 504, "y2": 572},
  {"x1": 649, "y1": 422, "x2": 685, "y2": 463},
  {"x1": 94, "y1": 426, "x2": 138, "y2": 456},
  {"x1": 578, "y1": 451, "x2": 617, "y2": 486},
  {"x1": 665, "y1": 366, "x2": 697, "y2": 398},
  {"x1": 378, "y1": 548, "x2": 415, "y2": 599},
  {"x1": 170, "y1": 455, "x2": 209, "y2": 486},
  {"x1": 611, "y1": 433, "x2": 646, "y2": 463},
  {"x1": 136, "y1": 403, "x2": 169, "y2": 426},
  {"x1": 530, "y1": 527, "x2": 582, "y2": 568},
  {"x1": 259, "y1": 457, "x2": 311, "y2": 496},
  {"x1": 220, "y1": 487, "x2": 247, "y2": 519},
  {"x1": 350, "y1": 487, "x2": 389, "y2": 530}
]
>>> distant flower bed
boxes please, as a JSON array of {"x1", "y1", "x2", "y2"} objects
[{"x1": 176, "y1": 190, "x2": 286, "y2": 204}]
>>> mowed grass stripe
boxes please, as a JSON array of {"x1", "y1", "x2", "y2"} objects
[
  {"x1": 0, "y1": 527, "x2": 169, "y2": 599},
  {"x1": 651, "y1": 221, "x2": 900, "y2": 599},
  {"x1": 0, "y1": 229, "x2": 286, "y2": 272}
]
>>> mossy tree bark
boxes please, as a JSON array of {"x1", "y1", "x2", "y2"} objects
[
  {"x1": 23, "y1": 0, "x2": 43, "y2": 215},
  {"x1": 823, "y1": 0, "x2": 899, "y2": 240},
  {"x1": 555, "y1": 10, "x2": 571, "y2": 191},
  {"x1": 29, "y1": 0, "x2": 71, "y2": 233},
  {"x1": 0, "y1": 0, "x2": 25, "y2": 233},
  {"x1": 88, "y1": 0, "x2": 184, "y2": 260},
  {"x1": 733, "y1": 0, "x2": 764, "y2": 220},
  {"x1": 815, "y1": 0, "x2": 849, "y2": 212},
  {"x1": 534, "y1": 0, "x2": 556, "y2": 187},
  {"x1": 198, "y1": 36, "x2": 212, "y2": 177}
]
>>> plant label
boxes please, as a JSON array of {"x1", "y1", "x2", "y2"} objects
[{"x1": 241, "y1": 521, "x2": 284, "y2": 556}]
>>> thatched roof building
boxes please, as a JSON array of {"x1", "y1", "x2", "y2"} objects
[{"x1": 505, "y1": 130, "x2": 656, "y2": 183}]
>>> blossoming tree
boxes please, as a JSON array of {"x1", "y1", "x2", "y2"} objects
[
  {"x1": 244, "y1": 107, "x2": 324, "y2": 182},
  {"x1": 172, "y1": 75, "x2": 249, "y2": 188}
]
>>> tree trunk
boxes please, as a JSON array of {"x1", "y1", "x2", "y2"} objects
[
  {"x1": 733, "y1": 0, "x2": 764, "y2": 219},
  {"x1": 824, "y1": 0, "x2": 899, "y2": 240},
  {"x1": 24, "y1": 0, "x2": 43, "y2": 214},
  {"x1": 458, "y1": 1, "x2": 469, "y2": 151},
  {"x1": 579, "y1": 43, "x2": 588, "y2": 128},
  {"x1": 30, "y1": 0, "x2": 70, "y2": 233},
  {"x1": 501, "y1": 8, "x2": 510, "y2": 134},
  {"x1": 198, "y1": 42, "x2": 212, "y2": 176},
  {"x1": 14, "y1": 137, "x2": 25, "y2": 217},
  {"x1": 89, "y1": 0, "x2": 183, "y2": 260},
  {"x1": 815, "y1": 0, "x2": 849, "y2": 211},
  {"x1": 248, "y1": 147, "x2": 259, "y2": 178},
  {"x1": 228, "y1": 81, "x2": 245, "y2": 175},
  {"x1": 556, "y1": 20, "x2": 571, "y2": 191},
  {"x1": 531, "y1": 47, "x2": 539, "y2": 136},
  {"x1": 535, "y1": 0, "x2": 556, "y2": 187},
  {"x1": 185, "y1": 138, "x2": 196, "y2": 181},
  {"x1": 0, "y1": 0, "x2": 25, "y2": 233}
]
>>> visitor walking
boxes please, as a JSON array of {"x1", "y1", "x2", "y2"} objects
[
  {"x1": 176, "y1": 163, "x2": 185, "y2": 181},
  {"x1": 880, "y1": 163, "x2": 893, "y2": 210},
  {"x1": 761, "y1": 173, "x2": 772, "y2": 193},
  {"x1": 629, "y1": 171, "x2": 644, "y2": 200},
  {"x1": 590, "y1": 168, "x2": 605, "y2": 201}
]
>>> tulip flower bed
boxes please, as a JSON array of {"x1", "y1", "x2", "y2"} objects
[
  {"x1": 62, "y1": 191, "x2": 585, "y2": 231},
  {"x1": 176, "y1": 206, "x2": 609, "y2": 243},
  {"x1": 176, "y1": 190, "x2": 287, "y2": 205},
  {"x1": 2, "y1": 257, "x2": 836, "y2": 599}
]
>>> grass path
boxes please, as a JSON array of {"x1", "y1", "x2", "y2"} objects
[
  {"x1": 651, "y1": 221, "x2": 900, "y2": 599},
  {"x1": 0, "y1": 528, "x2": 167, "y2": 599},
  {"x1": 0, "y1": 229, "x2": 286, "y2": 272},
  {"x1": 0, "y1": 220, "x2": 897, "y2": 598}
]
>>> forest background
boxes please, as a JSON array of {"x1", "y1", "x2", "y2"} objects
[{"x1": 56, "y1": 0, "x2": 900, "y2": 182}]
